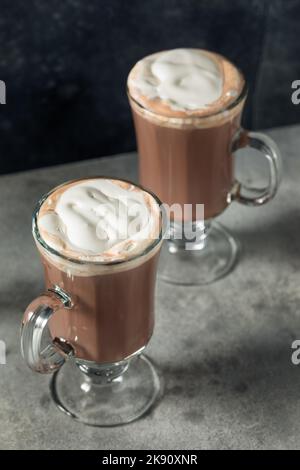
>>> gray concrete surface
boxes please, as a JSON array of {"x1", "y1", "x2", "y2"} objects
[{"x1": 0, "y1": 125, "x2": 300, "y2": 449}]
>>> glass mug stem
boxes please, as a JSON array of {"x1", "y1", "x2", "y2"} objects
[
  {"x1": 167, "y1": 220, "x2": 211, "y2": 252},
  {"x1": 231, "y1": 129, "x2": 282, "y2": 206}
]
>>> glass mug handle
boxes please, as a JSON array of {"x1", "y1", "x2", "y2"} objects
[
  {"x1": 231, "y1": 129, "x2": 282, "y2": 205},
  {"x1": 21, "y1": 286, "x2": 74, "y2": 374}
]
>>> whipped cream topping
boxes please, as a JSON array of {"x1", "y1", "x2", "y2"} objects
[
  {"x1": 37, "y1": 179, "x2": 161, "y2": 263},
  {"x1": 128, "y1": 48, "x2": 244, "y2": 118}
]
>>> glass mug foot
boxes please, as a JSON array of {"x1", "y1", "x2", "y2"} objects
[
  {"x1": 158, "y1": 221, "x2": 239, "y2": 286},
  {"x1": 50, "y1": 353, "x2": 161, "y2": 427}
]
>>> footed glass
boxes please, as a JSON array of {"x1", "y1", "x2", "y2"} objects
[{"x1": 21, "y1": 178, "x2": 164, "y2": 426}]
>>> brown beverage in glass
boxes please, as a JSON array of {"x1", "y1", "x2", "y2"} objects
[{"x1": 128, "y1": 49, "x2": 245, "y2": 221}]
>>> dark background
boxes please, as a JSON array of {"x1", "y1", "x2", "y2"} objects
[{"x1": 0, "y1": 0, "x2": 299, "y2": 175}]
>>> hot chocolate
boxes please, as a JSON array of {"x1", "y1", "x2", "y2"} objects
[
  {"x1": 35, "y1": 177, "x2": 162, "y2": 363},
  {"x1": 127, "y1": 48, "x2": 246, "y2": 220}
]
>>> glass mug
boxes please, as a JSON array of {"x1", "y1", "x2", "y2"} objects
[
  {"x1": 128, "y1": 50, "x2": 282, "y2": 285},
  {"x1": 21, "y1": 177, "x2": 164, "y2": 426}
]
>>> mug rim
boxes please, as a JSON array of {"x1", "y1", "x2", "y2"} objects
[
  {"x1": 127, "y1": 58, "x2": 248, "y2": 123},
  {"x1": 32, "y1": 176, "x2": 164, "y2": 267}
]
